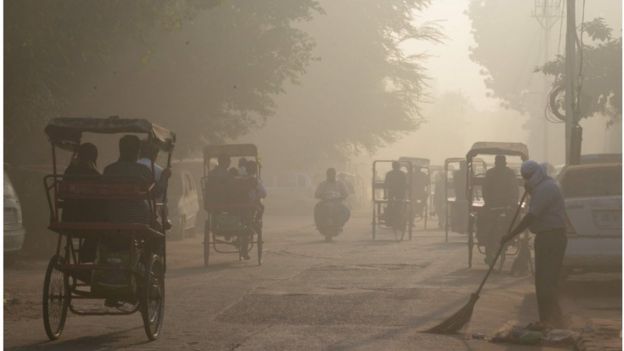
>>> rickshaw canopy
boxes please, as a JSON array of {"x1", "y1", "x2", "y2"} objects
[
  {"x1": 444, "y1": 157, "x2": 466, "y2": 166},
  {"x1": 399, "y1": 157, "x2": 430, "y2": 168},
  {"x1": 203, "y1": 144, "x2": 258, "y2": 158},
  {"x1": 466, "y1": 142, "x2": 529, "y2": 161},
  {"x1": 45, "y1": 117, "x2": 176, "y2": 152}
]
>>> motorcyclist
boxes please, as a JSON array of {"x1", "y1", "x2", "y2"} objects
[{"x1": 314, "y1": 168, "x2": 350, "y2": 234}]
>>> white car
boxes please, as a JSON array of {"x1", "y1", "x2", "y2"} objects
[
  {"x1": 4, "y1": 171, "x2": 25, "y2": 255},
  {"x1": 557, "y1": 163, "x2": 621, "y2": 273}
]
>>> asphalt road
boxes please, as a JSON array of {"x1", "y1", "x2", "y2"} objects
[{"x1": 4, "y1": 213, "x2": 621, "y2": 350}]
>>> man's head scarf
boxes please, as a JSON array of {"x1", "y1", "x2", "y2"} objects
[{"x1": 521, "y1": 160, "x2": 548, "y2": 192}]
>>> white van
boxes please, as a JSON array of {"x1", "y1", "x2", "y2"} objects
[
  {"x1": 558, "y1": 163, "x2": 621, "y2": 274},
  {"x1": 4, "y1": 171, "x2": 25, "y2": 255}
]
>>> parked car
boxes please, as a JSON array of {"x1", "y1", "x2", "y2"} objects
[
  {"x1": 580, "y1": 153, "x2": 621, "y2": 164},
  {"x1": 4, "y1": 170, "x2": 25, "y2": 256},
  {"x1": 557, "y1": 163, "x2": 622, "y2": 275},
  {"x1": 168, "y1": 170, "x2": 200, "y2": 239}
]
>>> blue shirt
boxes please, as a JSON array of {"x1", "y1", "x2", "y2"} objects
[{"x1": 528, "y1": 177, "x2": 566, "y2": 233}]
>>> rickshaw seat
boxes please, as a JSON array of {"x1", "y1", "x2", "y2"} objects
[{"x1": 49, "y1": 221, "x2": 164, "y2": 239}]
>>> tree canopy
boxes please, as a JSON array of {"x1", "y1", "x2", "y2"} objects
[
  {"x1": 5, "y1": 0, "x2": 320, "y2": 164},
  {"x1": 538, "y1": 18, "x2": 622, "y2": 124}
]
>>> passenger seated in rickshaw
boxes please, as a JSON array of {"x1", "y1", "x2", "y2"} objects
[
  {"x1": 62, "y1": 142, "x2": 103, "y2": 263},
  {"x1": 104, "y1": 135, "x2": 153, "y2": 224}
]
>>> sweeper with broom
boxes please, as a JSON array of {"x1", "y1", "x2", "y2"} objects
[{"x1": 427, "y1": 160, "x2": 567, "y2": 334}]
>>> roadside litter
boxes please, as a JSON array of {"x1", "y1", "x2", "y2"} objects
[{"x1": 485, "y1": 321, "x2": 579, "y2": 347}]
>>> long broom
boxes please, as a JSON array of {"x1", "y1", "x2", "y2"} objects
[{"x1": 425, "y1": 191, "x2": 528, "y2": 334}]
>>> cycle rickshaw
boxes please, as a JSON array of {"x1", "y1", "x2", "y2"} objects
[
  {"x1": 443, "y1": 157, "x2": 487, "y2": 242},
  {"x1": 399, "y1": 157, "x2": 431, "y2": 230},
  {"x1": 466, "y1": 142, "x2": 529, "y2": 269},
  {"x1": 42, "y1": 117, "x2": 173, "y2": 341},
  {"x1": 371, "y1": 160, "x2": 413, "y2": 241},
  {"x1": 201, "y1": 144, "x2": 263, "y2": 266}
]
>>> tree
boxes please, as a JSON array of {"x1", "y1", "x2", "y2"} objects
[
  {"x1": 538, "y1": 18, "x2": 622, "y2": 124},
  {"x1": 5, "y1": 0, "x2": 320, "y2": 164},
  {"x1": 245, "y1": 0, "x2": 441, "y2": 169}
]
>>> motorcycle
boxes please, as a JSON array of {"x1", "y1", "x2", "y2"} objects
[{"x1": 314, "y1": 191, "x2": 350, "y2": 242}]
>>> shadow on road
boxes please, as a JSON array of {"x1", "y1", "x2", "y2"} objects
[
  {"x1": 168, "y1": 260, "x2": 261, "y2": 278},
  {"x1": 6, "y1": 327, "x2": 145, "y2": 351}
]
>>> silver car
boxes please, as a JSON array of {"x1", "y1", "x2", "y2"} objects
[
  {"x1": 4, "y1": 171, "x2": 25, "y2": 254},
  {"x1": 558, "y1": 163, "x2": 621, "y2": 274}
]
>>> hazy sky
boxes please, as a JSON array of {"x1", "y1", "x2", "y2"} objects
[{"x1": 403, "y1": 0, "x2": 496, "y2": 110}]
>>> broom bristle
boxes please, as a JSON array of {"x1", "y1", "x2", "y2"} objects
[{"x1": 424, "y1": 293, "x2": 479, "y2": 334}]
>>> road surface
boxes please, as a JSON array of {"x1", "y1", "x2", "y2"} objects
[{"x1": 4, "y1": 213, "x2": 621, "y2": 350}]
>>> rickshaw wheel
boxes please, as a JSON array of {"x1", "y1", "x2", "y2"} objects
[
  {"x1": 468, "y1": 231, "x2": 474, "y2": 268},
  {"x1": 43, "y1": 254, "x2": 70, "y2": 341},
  {"x1": 140, "y1": 255, "x2": 165, "y2": 341},
  {"x1": 203, "y1": 220, "x2": 210, "y2": 267}
]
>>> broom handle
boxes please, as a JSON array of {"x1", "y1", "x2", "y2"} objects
[{"x1": 475, "y1": 191, "x2": 528, "y2": 295}]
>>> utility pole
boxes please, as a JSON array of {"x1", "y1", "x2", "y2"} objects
[
  {"x1": 564, "y1": 0, "x2": 576, "y2": 165},
  {"x1": 532, "y1": 0, "x2": 562, "y2": 162}
]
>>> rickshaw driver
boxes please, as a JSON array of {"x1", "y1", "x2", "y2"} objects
[
  {"x1": 384, "y1": 161, "x2": 408, "y2": 222},
  {"x1": 483, "y1": 155, "x2": 518, "y2": 208},
  {"x1": 481, "y1": 155, "x2": 519, "y2": 264},
  {"x1": 210, "y1": 154, "x2": 231, "y2": 177}
]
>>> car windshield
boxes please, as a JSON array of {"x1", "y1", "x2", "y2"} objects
[{"x1": 560, "y1": 166, "x2": 622, "y2": 198}]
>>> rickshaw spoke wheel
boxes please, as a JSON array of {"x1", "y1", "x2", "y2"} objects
[
  {"x1": 140, "y1": 255, "x2": 165, "y2": 341},
  {"x1": 42, "y1": 255, "x2": 69, "y2": 340},
  {"x1": 257, "y1": 230, "x2": 263, "y2": 266}
]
